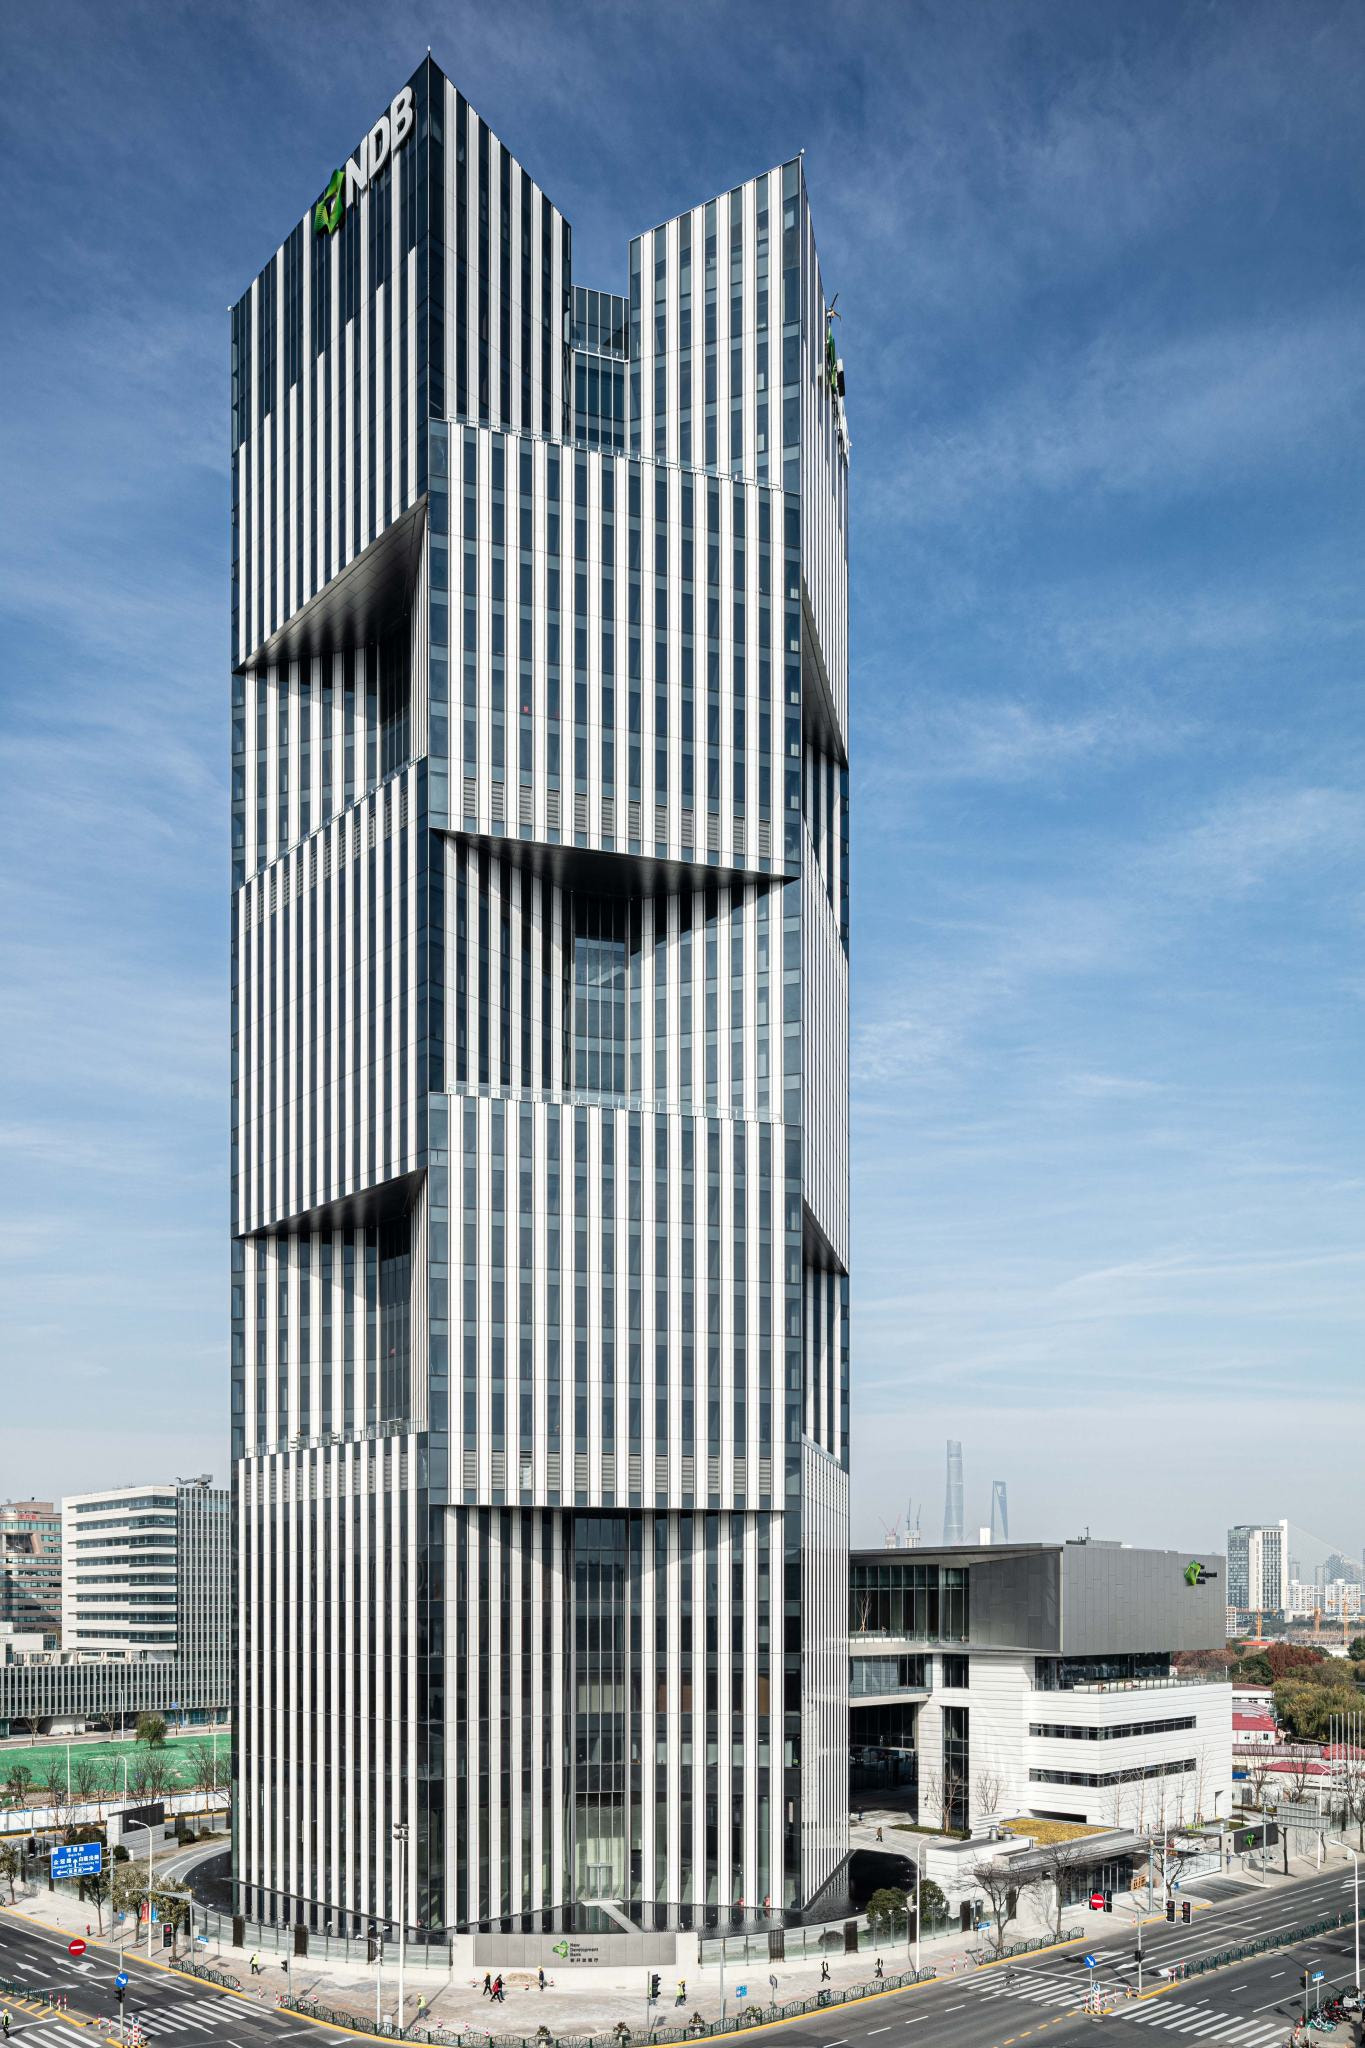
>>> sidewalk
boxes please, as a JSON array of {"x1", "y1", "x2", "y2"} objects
[
  {"x1": 5, "y1": 1894, "x2": 923, "y2": 2038},
  {"x1": 6, "y1": 1837, "x2": 1353, "y2": 2042},
  {"x1": 6, "y1": 1883, "x2": 965, "y2": 2038}
]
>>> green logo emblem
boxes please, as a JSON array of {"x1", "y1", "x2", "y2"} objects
[
  {"x1": 552, "y1": 1940, "x2": 569, "y2": 1959},
  {"x1": 1184, "y1": 1560, "x2": 1204, "y2": 1586},
  {"x1": 314, "y1": 168, "x2": 344, "y2": 237}
]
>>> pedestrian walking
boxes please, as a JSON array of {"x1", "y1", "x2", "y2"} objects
[
  {"x1": 250, "y1": 1953, "x2": 260, "y2": 1976},
  {"x1": 875, "y1": 1826, "x2": 883, "y2": 1843},
  {"x1": 874, "y1": 1957, "x2": 884, "y2": 1980},
  {"x1": 767, "y1": 1974, "x2": 778, "y2": 2006},
  {"x1": 538, "y1": 1969, "x2": 546, "y2": 1992},
  {"x1": 492, "y1": 1976, "x2": 505, "y2": 2004},
  {"x1": 2, "y1": 2007, "x2": 11, "y2": 2039},
  {"x1": 482, "y1": 1973, "x2": 492, "y2": 1998},
  {"x1": 675, "y1": 1979, "x2": 687, "y2": 2008},
  {"x1": 820, "y1": 1962, "x2": 830, "y2": 1984},
  {"x1": 416, "y1": 1995, "x2": 427, "y2": 2020}
]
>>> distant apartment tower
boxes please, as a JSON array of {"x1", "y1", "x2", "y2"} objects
[
  {"x1": 0, "y1": 1501, "x2": 61, "y2": 1644},
  {"x1": 229, "y1": 56, "x2": 851, "y2": 1942},
  {"x1": 61, "y1": 1479, "x2": 229, "y2": 1664},
  {"x1": 1227, "y1": 1521, "x2": 1289, "y2": 1615}
]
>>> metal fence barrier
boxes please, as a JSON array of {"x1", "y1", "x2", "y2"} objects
[{"x1": 1161, "y1": 1909, "x2": 1355, "y2": 1984}]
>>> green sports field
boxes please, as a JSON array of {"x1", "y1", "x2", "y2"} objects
[{"x1": 0, "y1": 1731, "x2": 228, "y2": 1798}]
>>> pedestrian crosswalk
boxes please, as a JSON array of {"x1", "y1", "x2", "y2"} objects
[
  {"x1": 972, "y1": 1966, "x2": 1083, "y2": 2010},
  {"x1": 123, "y1": 1994, "x2": 245, "y2": 2037},
  {"x1": 1120, "y1": 1999, "x2": 1289, "y2": 2043},
  {"x1": 960, "y1": 1966, "x2": 1295, "y2": 2045}
]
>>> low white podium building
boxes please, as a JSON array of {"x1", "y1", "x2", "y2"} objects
[{"x1": 850, "y1": 1539, "x2": 1233, "y2": 1836}]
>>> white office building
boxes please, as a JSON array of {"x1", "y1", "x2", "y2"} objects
[
  {"x1": 60, "y1": 1479, "x2": 229, "y2": 1667},
  {"x1": 229, "y1": 57, "x2": 851, "y2": 1949},
  {"x1": 850, "y1": 1542, "x2": 1234, "y2": 1833},
  {"x1": 1227, "y1": 1522, "x2": 1289, "y2": 1617}
]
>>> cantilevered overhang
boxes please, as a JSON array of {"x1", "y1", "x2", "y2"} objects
[{"x1": 237, "y1": 497, "x2": 427, "y2": 674}]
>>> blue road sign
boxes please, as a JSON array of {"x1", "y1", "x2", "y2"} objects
[
  {"x1": 735, "y1": 1987, "x2": 747, "y2": 2000},
  {"x1": 115, "y1": 1974, "x2": 129, "y2": 1991},
  {"x1": 1312, "y1": 1970, "x2": 1325, "y2": 1983},
  {"x1": 51, "y1": 1842, "x2": 102, "y2": 1879},
  {"x1": 1082, "y1": 1953, "x2": 1100, "y2": 1970}
]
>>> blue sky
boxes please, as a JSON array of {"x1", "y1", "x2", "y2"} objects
[{"x1": 2, "y1": 0, "x2": 1361, "y2": 1554}]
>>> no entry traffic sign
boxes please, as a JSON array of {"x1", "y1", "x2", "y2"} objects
[{"x1": 68, "y1": 1939, "x2": 87, "y2": 1957}]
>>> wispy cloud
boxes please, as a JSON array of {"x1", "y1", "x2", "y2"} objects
[{"x1": 870, "y1": 306, "x2": 1364, "y2": 530}]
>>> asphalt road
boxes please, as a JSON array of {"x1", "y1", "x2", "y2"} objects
[
  {"x1": 0, "y1": 1863, "x2": 1361, "y2": 2048},
  {"x1": 0, "y1": 1912, "x2": 304, "y2": 2048},
  {"x1": 765, "y1": 1865, "x2": 1365, "y2": 2048}
]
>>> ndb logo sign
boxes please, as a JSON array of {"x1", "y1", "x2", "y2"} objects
[
  {"x1": 1184, "y1": 1560, "x2": 1217, "y2": 1587},
  {"x1": 315, "y1": 86, "x2": 415, "y2": 237}
]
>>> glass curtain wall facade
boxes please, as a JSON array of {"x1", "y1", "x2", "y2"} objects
[{"x1": 229, "y1": 57, "x2": 850, "y2": 1941}]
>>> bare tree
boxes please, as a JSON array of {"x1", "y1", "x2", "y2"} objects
[
  {"x1": 1283, "y1": 1744, "x2": 1319, "y2": 1806},
  {"x1": 1278, "y1": 1744, "x2": 1320, "y2": 1874},
  {"x1": 1191, "y1": 1747, "x2": 1210, "y2": 1825},
  {"x1": 1036, "y1": 1839, "x2": 1092, "y2": 1940},
  {"x1": 943, "y1": 1756, "x2": 969, "y2": 1836},
  {"x1": 6, "y1": 1764, "x2": 35, "y2": 1816},
  {"x1": 41, "y1": 1767, "x2": 70, "y2": 1834},
  {"x1": 188, "y1": 1742, "x2": 226, "y2": 1808},
  {"x1": 72, "y1": 1758, "x2": 100, "y2": 1814},
  {"x1": 1243, "y1": 1748, "x2": 1273, "y2": 1811},
  {"x1": 1107, "y1": 1767, "x2": 1134, "y2": 1833},
  {"x1": 916, "y1": 1764, "x2": 944, "y2": 1832},
  {"x1": 142, "y1": 1755, "x2": 172, "y2": 1804},
  {"x1": 973, "y1": 1769, "x2": 1005, "y2": 1832},
  {"x1": 969, "y1": 1859, "x2": 1040, "y2": 1959}
]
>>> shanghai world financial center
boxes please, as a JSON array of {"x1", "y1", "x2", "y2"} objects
[{"x1": 230, "y1": 56, "x2": 850, "y2": 1944}]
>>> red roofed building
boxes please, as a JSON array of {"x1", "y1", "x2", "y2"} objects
[{"x1": 1233, "y1": 1710, "x2": 1279, "y2": 1745}]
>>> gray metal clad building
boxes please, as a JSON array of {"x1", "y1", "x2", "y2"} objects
[
  {"x1": 229, "y1": 59, "x2": 851, "y2": 1946},
  {"x1": 849, "y1": 1543, "x2": 1233, "y2": 1832}
]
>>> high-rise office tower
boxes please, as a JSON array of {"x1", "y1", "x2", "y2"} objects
[
  {"x1": 942, "y1": 1440, "x2": 964, "y2": 1544},
  {"x1": 1227, "y1": 1521, "x2": 1290, "y2": 1614},
  {"x1": 229, "y1": 61, "x2": 850, "y2": 1945},
  {"x1": 0, "y1": 1501, "x2": 62, "y2": 1643}
]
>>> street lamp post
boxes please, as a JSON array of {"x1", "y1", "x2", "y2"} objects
[
  {"x1": 124, "y1": 1821, "x2": 155, "y2": 1962},
  {"x1": 393, "y1": 1823, "x2": 409, "y2": 2028},
  {"x1": 1326, "y1": 1838, "x2": 1360, "y2": 1988},
  {"x1": 909, "y1": 1852, "x2": 922, "y2": 1978}
]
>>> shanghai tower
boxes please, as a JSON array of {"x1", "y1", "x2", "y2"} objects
[{"x1": 229, "y1": 57, "x2": 850, "y2": 1948}]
